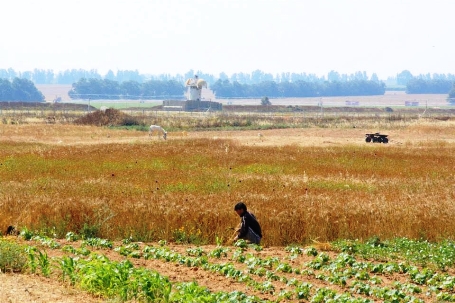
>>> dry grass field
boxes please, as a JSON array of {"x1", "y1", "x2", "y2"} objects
[
  {"x1": 1, "y1": 121, "x2": 455, "y2": 245},
  {"x1": 1, "y1": 118, "x2": 455, "y2": 302}
]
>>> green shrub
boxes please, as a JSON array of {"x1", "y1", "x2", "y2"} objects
[{"x1": 0, "y1": 239, "x2": 28, "y2": 273}]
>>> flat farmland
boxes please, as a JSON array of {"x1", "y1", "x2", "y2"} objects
[
  {"x1": 36, "y1": 84, "x2": 72, "y2": 102},
  {"x1": 219, "y1": 91, "x2": 450, "y2": 108},
  {"x1": 1, "y1": 121, "x2": 455, "y2": 302},
  {"x1": 1, "y1": 120, "x2": 455, "y2": 146},
  {"x1": 1, "y1": 121, "x2": 455, "y2": 243},
  {"x1": 35, "y1": 84, "x2": 452, "y2": 108}
]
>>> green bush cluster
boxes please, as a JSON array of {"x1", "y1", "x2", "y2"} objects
[{"x1": 0, "y1": 239, "x2": 27, "y2": 273}]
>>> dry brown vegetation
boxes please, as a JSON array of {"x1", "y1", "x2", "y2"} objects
[
  {"x1": 73, "y1": 108, "x2": 142, "y2": 126},
  {"x1": 1, "y1": 121, "x2": 455, "y2": 246}
]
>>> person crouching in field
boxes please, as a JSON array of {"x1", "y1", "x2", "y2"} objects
[{"x1": 231, "y1": 202, "x2": 262, "y2": 245}]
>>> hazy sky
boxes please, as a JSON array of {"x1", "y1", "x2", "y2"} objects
[{"x1": 1, "y1": 0, "x2": 453, "y2": 79}]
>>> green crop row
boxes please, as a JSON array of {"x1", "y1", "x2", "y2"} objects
[
  {"x1": 334, "y1": 237, "x2": 455, "y2": 270},
  {"x1": 115, "y1": 242, "x2": 374, "y2": 302},
  {"x1": 26, "y1": 247, "x2": 267, "y2": 303},
  {"x1": 16, "y1": 232, "x2": 455, "y2": 302}
]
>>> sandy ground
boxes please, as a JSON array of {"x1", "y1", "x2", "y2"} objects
[{"x1": 0, "y1": 273, "x2": 105, "y2": 303}]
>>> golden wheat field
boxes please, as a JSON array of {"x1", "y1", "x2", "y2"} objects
[
  {"x1": 2, "y1": 119, "x2": 455, "y2": 303},
  {"x1": 1, "y1": 121, "x2": 455, "y2": 246}
]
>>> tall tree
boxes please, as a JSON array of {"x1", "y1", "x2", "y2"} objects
[
  {"x1": 370, "y1": 73, "x2": 379, "y2": 83},
  {"x1": 105, "y1": 70, "x2": 116, "y2": 81},
  {"x1": 328, "y1": 70, "x2": 340, "y2": 82},
  {"x1": 0, "y1": 78, "x2": 44, "y2": 101},
  {"x1": 397, "y1": 70, "x2": 413, "y2": 85}
]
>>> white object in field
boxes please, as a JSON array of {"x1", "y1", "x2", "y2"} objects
[
  {"x1": 149, "y1": 125, "x2": 167, "y2": 140},
  {"x1": 185, "y1": 75, "x2": 207, "y2": 101}
]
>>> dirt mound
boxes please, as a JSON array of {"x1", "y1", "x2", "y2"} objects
[{"x1": 73, "y1": 108, "x2": 143, "y2": 127}]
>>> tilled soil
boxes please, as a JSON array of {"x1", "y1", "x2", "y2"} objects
[{"x1": 1, "y1": 238, "x2": 442, "y2": 302}]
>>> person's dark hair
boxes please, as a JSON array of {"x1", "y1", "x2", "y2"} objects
[{"x1": 234, "y1": 202, "x2": 247, "y2": 211}]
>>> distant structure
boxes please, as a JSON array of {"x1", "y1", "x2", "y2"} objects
[
  {"x1": 163, "y1": 75, "x2": 222, "y2": 112},
  {"x1": 185, "y1": 75, "x2": 207, "y2": 101},
  {"x1": 405, "y1": 101, "x2": 419, "y2": 107}
]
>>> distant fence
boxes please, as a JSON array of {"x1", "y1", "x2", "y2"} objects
[{"x1": 1, "y1": 101, "x2": 454, "y2": 126}]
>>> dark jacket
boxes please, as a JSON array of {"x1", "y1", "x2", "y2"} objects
[{"x1": 238, "y1": 211, "x2": 262, "y2": 239}]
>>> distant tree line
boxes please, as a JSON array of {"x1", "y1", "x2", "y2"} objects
[
  {"x1": 3, "y1": 66, "x2": 455, "y2": 97},
  {"x1": 68, "y1": 78, "x2": 184, "y2": 100},
  {"x1": 0, "y1": 67, "x2": 387, "y2": 86},
  {"x1": 0, "y1": 78, "x2": 44, "y2": 102},
  {"x1": 397, "y1": 70, "x2": 455, "y2": 85},
  {"x1": 0, "y1": 68, "x2": 145, "y2": 85},
  {"x1": 406, "y1": 79, "x2": 454, "y2": 94},
  {"x1": 211, "y1": 80, "x2": 385, "y2": 98}
]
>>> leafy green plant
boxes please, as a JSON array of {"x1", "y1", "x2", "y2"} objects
[
  {"x1": 60, "y1": 256, "x2": 77, "y2": 285},
  {"x1": 79, "y1": 223, "x2": 101, "y2": 239},
  {"x1": 122, "y1": 237, "x2": 133, "y2": 244},
  {"x1": 305, "y1": 246, "x2": 319, "y2": 256},
  {"x1": 234, "y1": 239, "x2": 248, "y2": 250},
  {"x1": 295, "y1": 282, "x2": 312, "y2": 300},
  {"x1": 286, "y1": 245, "x2": 303, "y2": 259},
  {"x1": 31, "y1": 235, "x2": 61, "y2": 249},
  {"x1": 232, "y1": 248, "x2": 246, "y2": 263},
  {"x1": 307, "y1": 252, "x2": 330, "y2": 269},
  {"x1": 276, "y1": 262, "x2": 293, "y2": 273},
  {"x1": 114, "y1": 243, "x2": 141, "y2": 258},
  {"x1": 82, "y1": 238, "x2": 113, "y2": 249},
  {"x1": 65, "y1": 231, "x2": 79, "y2": 242},
  {"x1": 249, "y1": 243, "x2": 263, "y2": 251},
  {"x1": 19, "y1": 227, "x2": 35, "y2": 241},
  {"x1": 0, "y1": 239, "x2": 27, "y2": 273},
  {"x1": 258, "y1": 281, "x2": 275, "y2": 294},
  {"x1": 76, "y1": 247, "x2": 91, "y2": 256},
  {"x1": 209, "y1": 246, "x2": 229, "y2": 258},
  {"x1": 37, "y1": 249, "x2": 51, "y2": 277},
  {"x1": 186, "y1": 247, "x2": 206, "y2": 257},
  {"x1": 62, "y1": 245, "x2": 77, "y2": 254}
]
